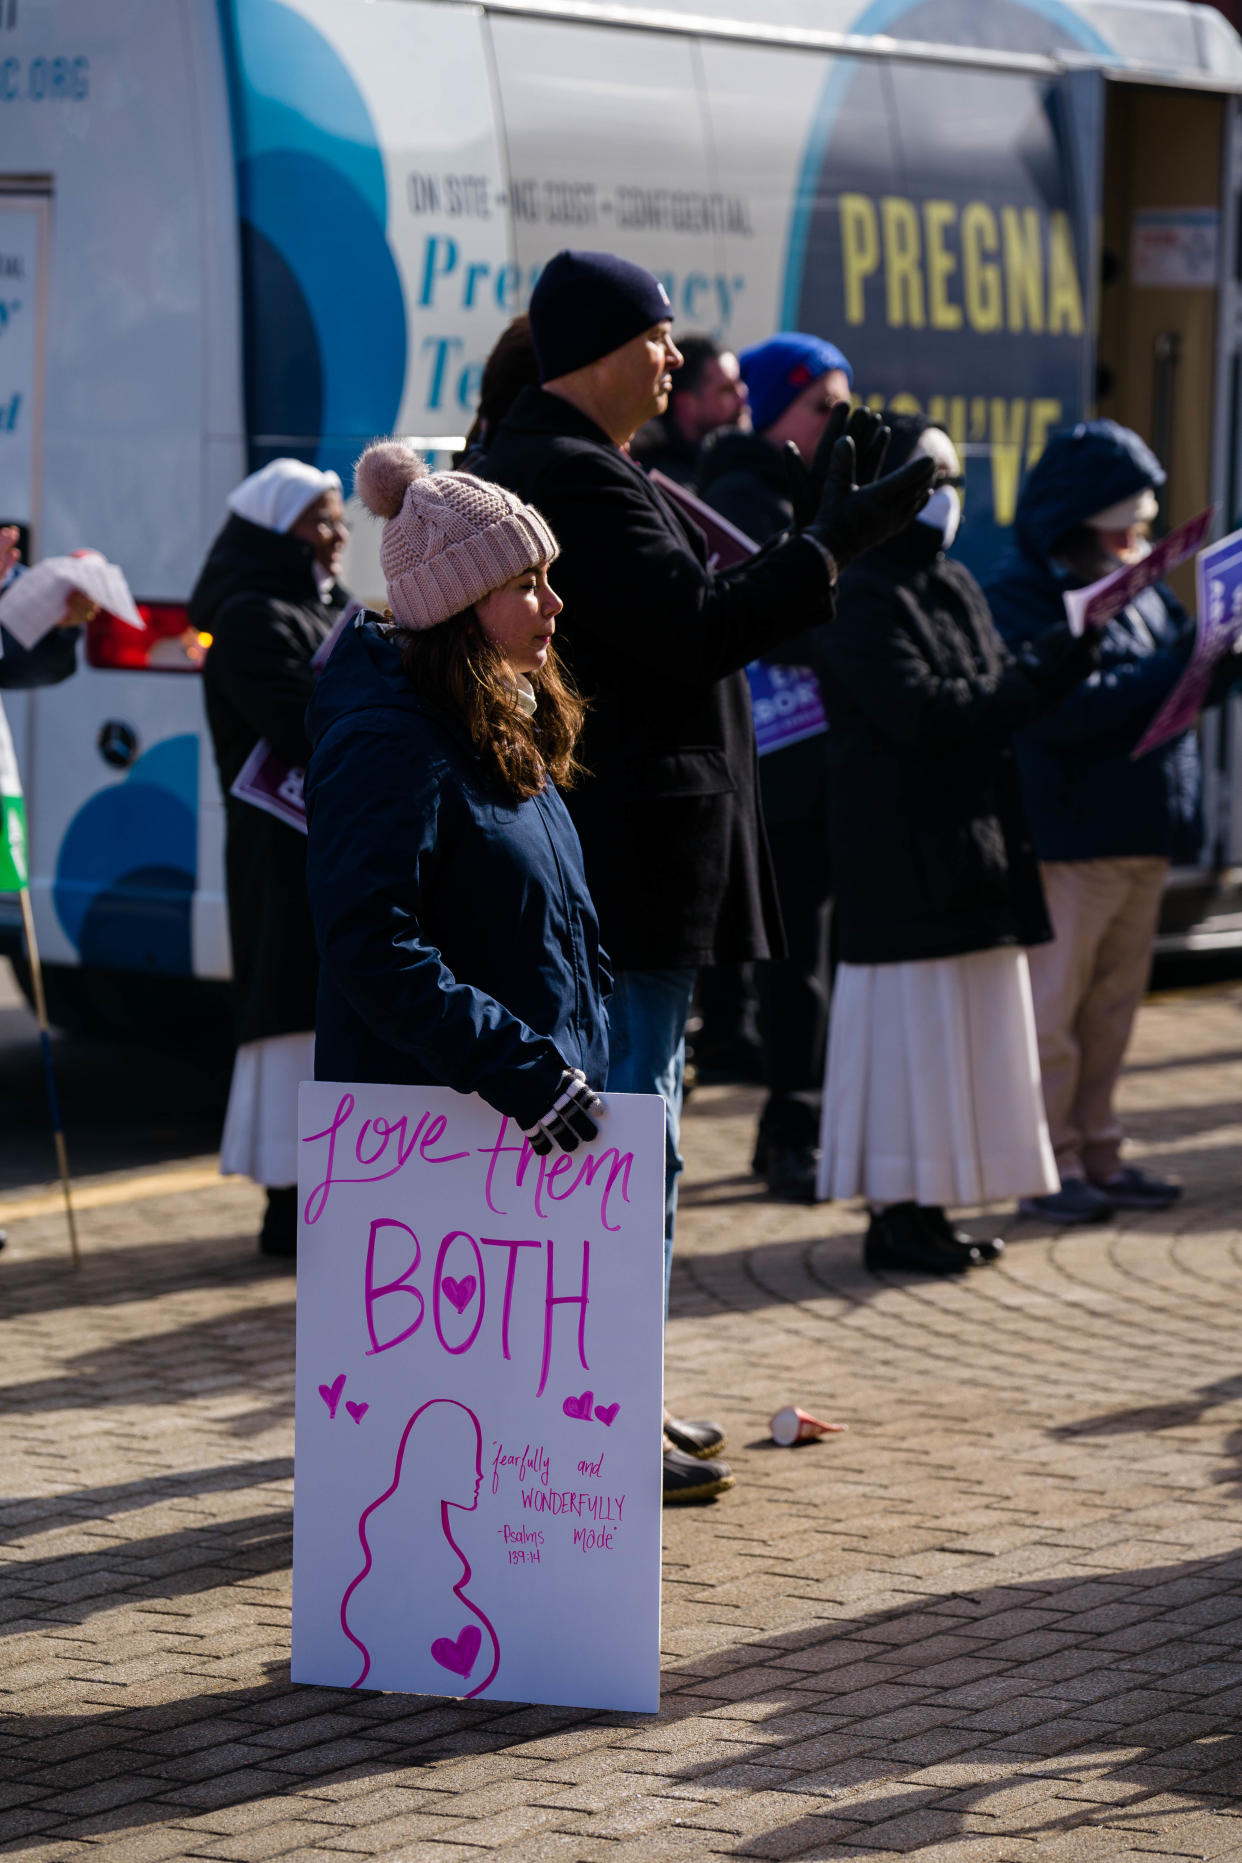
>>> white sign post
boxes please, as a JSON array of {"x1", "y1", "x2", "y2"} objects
[{"x1": 294, "y1": 1081, "x2": 666, "y2": 1713}]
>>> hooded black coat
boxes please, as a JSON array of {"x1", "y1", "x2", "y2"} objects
[
  {"x1": 193, "y1": 515, "x2": 345, "y2": 1045},
  {"x1": 481, "y1": 387, "x2": 836, "y2": 971},
  {"x1": 305, "y1": 618, "x2": 609, "y2": 1124},
  {"x1": 824, "y1": 526, "x2": 1097, "y2": 965},
  {"x1": 984, "y1": 421, "x2": 1212, "y2": 864}
]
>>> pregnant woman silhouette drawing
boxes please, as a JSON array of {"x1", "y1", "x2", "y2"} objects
[{"x1": 340, "y1": 1398, "x2": 500, "y2": 1698}]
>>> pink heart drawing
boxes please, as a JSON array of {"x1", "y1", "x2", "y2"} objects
[
  {"x1": 431, "y1": 1624, "x2": 482, "y2": 1679},
  {"x1": 441, "y1": 1275, "x2": 477, "y2": 1315},
  {"x1": 562, "y1": 1390, "x2": 594, "y2": 1421},
  {"x1": 318, "y1": 1373, "x2": 346, "y2": 1420},
  {"x1": 594, "y1": 1402, "x2": 620, "y2": 1427},
  {"x1": 345, "y1": 1401, "x2": 369, "y2": 1425}
]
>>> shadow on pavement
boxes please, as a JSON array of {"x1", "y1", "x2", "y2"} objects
[
  {"x1": 0, "y1": 1230, "x2": 276, "y2": 1320},
  {"x1": 1053, "y1": 1375, "x2": 1242, "y2": 1496},
  {"x1": 4, "y1": 1549, "x2": 1242, "y2": 1845},
  {"x1": 0, "y1": 1301, "x2": 295, "y2": 1419},
  {"x1": 0, "y1": 1012, "x2": 232, "y2": 1195},
  {"x1": 0, "y1": 1457, "x2": 295, "y2": 1543},
  {"x1": 0, "y1": 1510, "x2": 293, "y2": 1638}
]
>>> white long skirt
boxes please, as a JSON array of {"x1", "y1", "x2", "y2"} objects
[
  {"x1": 219, "y1": 1031, "x2": 315, "y2": 1189},
  {"x1": 817, "y1": 948, "x2": 1058, "y2": 1207}
]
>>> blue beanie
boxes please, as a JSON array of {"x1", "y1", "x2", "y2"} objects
[
  {"x1": 528, "y1": 249, "x2": 674, "y2": 383},
  {"x1": 739, "y1": 333, "x2": 854, "y2": 433}
]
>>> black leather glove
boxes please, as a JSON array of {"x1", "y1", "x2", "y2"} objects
[
  {"x1": 1023, "y1": 622, "x2": 1102, "y2": 703},
  {"x1": 523, "y1": 1069, "x2": 604, "y2": 1156},
  {"x1": 783, "y1": 403, "x2": 894, "y2": 527},
  {"x1": 805, "y1": 427, "x2": 937, "y2": 573}
]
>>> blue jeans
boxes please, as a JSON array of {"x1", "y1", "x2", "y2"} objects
[{"x1": 605, "y1": 967, "x2": 697, "y2": 1313}]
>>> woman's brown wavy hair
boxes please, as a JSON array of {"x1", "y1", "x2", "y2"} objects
[{"x1": 398, "y1": 607, "x2": 586, "y2": 803}]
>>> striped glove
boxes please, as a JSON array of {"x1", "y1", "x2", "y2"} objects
[{"x1": 523, "y1": 1069, "x2": 604, "y2": 1155}]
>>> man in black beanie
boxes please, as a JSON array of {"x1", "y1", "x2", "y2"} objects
[{"x1": 481, "y1": 248, "x2": 934, "y2": 1504}]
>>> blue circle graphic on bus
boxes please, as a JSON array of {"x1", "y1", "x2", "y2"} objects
[
  {"x1": 54, "y1": 734, "x2": 198, "y2": 976},
  {"x1": 222, "y1": 0, "x2": 406, "y2": 481},
  {"x1": 783, "y1": 0, "x2": 1115, "y2": 577}
]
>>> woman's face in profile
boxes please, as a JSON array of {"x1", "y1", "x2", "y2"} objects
[
  {"x1": 291, "y1": 488, "x2": 348, "y2": 578},
  {"x1": 474, "y1": 564, "x2": 563, "y2": 675}
]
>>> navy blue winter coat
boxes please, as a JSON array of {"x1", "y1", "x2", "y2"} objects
[
  {"x1": 986, "y1": 421, "x2": 1202, "y2": 863},
  {"x1": 304, "y1": 616, "x2": 609, "y2": 1128}
]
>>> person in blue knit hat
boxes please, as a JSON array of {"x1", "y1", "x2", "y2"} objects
[
  {"x1": 697, "y1": 332, "x2": 855, "y2": 1204},
  {"x1": 735, "y1": 334, "x2": 854, "y2": 458}
]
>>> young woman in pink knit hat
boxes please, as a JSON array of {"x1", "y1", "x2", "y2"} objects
[{"x1": 303, "y1": 441, "x2": 607, "y2": 1158}]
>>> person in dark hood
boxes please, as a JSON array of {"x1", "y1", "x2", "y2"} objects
[
  {"x1": 698, "y1": 332, "x2": 854, "y2": 1202},
  {"x1": 194, "y1": 458, "x2": 349, "y2": 1257},
  {"x1": 986, "y1": 420, "x2": 1238, "y2": 1224},
  {"x1": 817, "y1": 417, "x2": 1100, "y2": 1275},
  {"x1": 629, "y1": 333, "x2": 749, "y2": 487}
]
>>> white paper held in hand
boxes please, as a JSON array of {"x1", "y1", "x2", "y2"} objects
[{"x1": 0, "y1": 552, "x2": 143, "y2": 651}]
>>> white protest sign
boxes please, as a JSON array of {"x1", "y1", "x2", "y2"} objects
[
  {"x1": 294, "y1": 1081, "x2": 666, "y2": 1713},
  {"x1": 0, "y1": 552, "x2": 142, "y2": 650}
]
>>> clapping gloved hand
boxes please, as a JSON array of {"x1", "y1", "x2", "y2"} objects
[
  {"x1": 523, "y1": 1068, "x2": 604, "y2": 1156},
  {"x1": 790, "y1": 403, "x2": 938, "y2": 574}
]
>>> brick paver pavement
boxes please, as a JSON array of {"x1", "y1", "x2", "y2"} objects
[{"x1": 2, "y1": 986, "x2": 1241, "y2": 1861}]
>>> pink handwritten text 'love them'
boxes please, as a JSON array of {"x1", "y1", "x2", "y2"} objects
[{"x1": 302, "y1": 1098, "x2": 632, "y2": 1233}]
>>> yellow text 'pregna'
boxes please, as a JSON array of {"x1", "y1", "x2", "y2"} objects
[{"x1": 840, "y1": 195, "x2": 1085, "y2": 337}]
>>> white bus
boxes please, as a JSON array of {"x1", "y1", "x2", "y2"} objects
[{"x1": 2, "y1": 0, "x2": 1242, "y2": 1035}]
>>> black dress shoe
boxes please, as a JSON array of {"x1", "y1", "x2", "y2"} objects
[
  {"x1": 663, "y1": 1442, "x2": 735, "y2": 1503},
  {"x1": 864, "y1": 1203, "x2": 980, "y2": 1276},
  {"x1": 259, "y1": 1185, "x2": 298, "y2": 1260},
  {"x1": 664, "y1": 1415, "x2": 727, "y2": 1460},
  {"x1": 922, "y1": 1205, "x2": 1004, "y2": 1262},
  {"x1": 760, "y1": 1142, "x2": 818, "y2": 1204}
]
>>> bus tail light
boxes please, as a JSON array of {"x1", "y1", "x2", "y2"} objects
[{"x1": 86, "y1": 602, "x2": 209, "y2": 672}]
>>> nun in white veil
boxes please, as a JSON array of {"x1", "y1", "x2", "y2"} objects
[{"x1": 191, "y1": 459, "x2": 348, "y2": 1256}]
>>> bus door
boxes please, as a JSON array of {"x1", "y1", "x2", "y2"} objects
[{"x1": 1093, "y1": 78, "x2": 1242, "y2": 913}]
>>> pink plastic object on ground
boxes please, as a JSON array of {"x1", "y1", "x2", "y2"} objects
[{"x1": 769, "y1": 1405, "x2": 847, "y2": 1446}]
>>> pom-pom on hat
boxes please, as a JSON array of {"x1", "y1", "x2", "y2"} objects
[
  {"x1": 354, "y1": 440, "x2": 559, "y2": 631},
  {"x1": 738, "y1": 333, "x2": 853, "y2": 434},
  {"x1": 528, "y1": 249, "x2": 673, "y2": 382}
]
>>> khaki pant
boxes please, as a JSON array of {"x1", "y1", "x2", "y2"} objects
[{"x1": 1026, "y1": 857, "x2": 1168, "y2": 1182}]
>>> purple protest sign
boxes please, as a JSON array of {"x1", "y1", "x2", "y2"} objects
[
  {"x1": 1132, "y1": 526, "x2": 1242, "y2": 759},
  {"x1": 747, "y1": 659, "x2": 827, "y2": 755},
  {"x1": 294, "y1": 1082, "x2": 666, "y2": 1712},
  {"x1": 230, "y1": 741, "x2": 309, "y2": 832},
  {"x1": 1063, "y1": 506, "x2": 1215, "y2": 636}
]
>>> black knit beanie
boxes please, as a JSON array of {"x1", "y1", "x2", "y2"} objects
[{"x1": 529, "y1": 249, "x2": 674, "y2": 382}]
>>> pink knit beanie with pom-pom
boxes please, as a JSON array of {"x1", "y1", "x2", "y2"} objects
[{"x1": 354, "y1": 440, "x2": 559, "y2": 630}]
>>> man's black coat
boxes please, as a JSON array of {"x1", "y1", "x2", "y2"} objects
[
  {"x1": 193, "y1": 515, "x2": 345, "y2": 1045},
  {"x1": 698, "y1": 426, "x2": 830, "y2": 828},
  {"x1": 823, "y1": 526, "x2": 1093, "y2": 966},
  {"x1": 481, "y1": 387, "x2": 835, "y2": 971}
]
